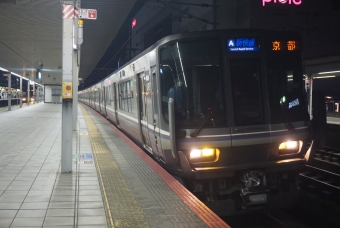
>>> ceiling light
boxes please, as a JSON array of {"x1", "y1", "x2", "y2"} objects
[{"x1": 318, "y1": 70, "x2": 340, "y2": 74}]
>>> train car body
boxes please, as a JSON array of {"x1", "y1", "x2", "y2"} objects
[{"x1": 79, "y1": 29, "x2": 311, "y2": 216}]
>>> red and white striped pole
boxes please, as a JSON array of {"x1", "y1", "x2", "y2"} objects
[{"x1": 62, "y1": 4, "x2": 74, "y2": 19}]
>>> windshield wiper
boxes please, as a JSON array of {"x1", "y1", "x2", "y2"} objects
[{"x1": 190, "y1": 99, "x2": 220, "y2": 137}]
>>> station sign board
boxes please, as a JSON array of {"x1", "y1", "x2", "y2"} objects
[{"x1": 78, "y1": 8, "x2": 97, "y2": 20}]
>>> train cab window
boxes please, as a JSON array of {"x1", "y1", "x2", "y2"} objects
[
  {"x1": 230, "y1": 60, "x2": 264, "y2": 126},
  {"x1": 159, "y1": 39, "x2": 225, "y2": 127},
  {"x1": 266, "y1": 43, "x2": 308, "y2": 124}
]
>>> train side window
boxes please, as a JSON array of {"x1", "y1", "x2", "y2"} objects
[
  {"x1": 230, "y1": 59, "x2": 264, "y2": 126},
  {"x1": 107, "y1": 86, "x2": 111, "y2": 106},
  {"x1": 118, "y1": 80, "x2": 134, "y2": 114}
]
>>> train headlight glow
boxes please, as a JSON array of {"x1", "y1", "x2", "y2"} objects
[
  {"x1": 278, "y1": 141, "x2": 302, "y2": 155},
  {"x1": 190, "y1": 148, "x2": 219, "y2": 163}
]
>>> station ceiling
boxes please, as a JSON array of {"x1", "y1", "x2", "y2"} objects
[{"x1": 0, "y1": 0, "x2": 137, "y2": 86}]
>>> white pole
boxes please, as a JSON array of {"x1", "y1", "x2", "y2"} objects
[{"x1": 61, "y1": 2, "x2": 74, "y2": 173}]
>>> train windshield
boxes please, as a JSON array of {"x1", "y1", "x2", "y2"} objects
[
  {"x1": 159, "y1": 39, "x2": 225, "y2": 126},
  {"x1": 265, "y1": 37, "x2": 309, "y2": 124}
]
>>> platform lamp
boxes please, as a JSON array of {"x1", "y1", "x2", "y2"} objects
[{"x1": 36, "y1": 70, "x2": 41, "y2": 80}]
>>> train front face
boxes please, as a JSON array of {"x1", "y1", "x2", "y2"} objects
[{"x1": 159, "y1": 31, "x2": 311, "y2": 215}]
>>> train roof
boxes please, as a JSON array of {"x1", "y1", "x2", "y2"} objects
[{"x1": 82, "y1": 29, "x2": 301, "y2": 90}]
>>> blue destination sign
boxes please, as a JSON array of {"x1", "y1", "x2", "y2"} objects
[{"x1": 227, "y1": 38, "x2": 259, "y2": 52}]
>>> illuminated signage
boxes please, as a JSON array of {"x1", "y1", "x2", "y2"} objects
[
  {"x1": 289, "y1": 98, "x2": 299, "y2": 109},
  {"x1": 131, "y1": 18, "x2": 137, "y2": 29},
  {"x1": 287, "y1": 41, "x2": 296, "y2": 51},
  {"x1": 272, "y1": 40, "x2": 297, "y2": 51},
  {"x1": 263, "y1": 0, "x2": 302, "y2": 6},
  {"x1": 272, "y1": 41, "x2": 281, "y2": 51},
  {"x1": 227, "y1": 38, "x2": 259, "y2": 52}
]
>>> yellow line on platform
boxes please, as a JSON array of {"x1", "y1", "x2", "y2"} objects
[{"x1": 79, "y1": 104, "x2": 149, "y2": 228}]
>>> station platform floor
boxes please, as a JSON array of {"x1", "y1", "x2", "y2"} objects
[{"x1": 0, "y1": 102, "x2": 229, "y2": 228}]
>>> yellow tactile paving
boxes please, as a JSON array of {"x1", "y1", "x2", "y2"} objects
[{"x1": 80, "y1": 104, "x2": 149, "y2": 228}]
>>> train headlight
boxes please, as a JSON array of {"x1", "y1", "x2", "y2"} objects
[
  {"x1": 278, "y1": 141, "x2": 302, "y2": 155},
  {"x1": 190, "y1": 148, "x2": 219, "y2": 163}
]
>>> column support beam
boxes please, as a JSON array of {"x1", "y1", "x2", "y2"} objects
[{"x1": 61, "y1": 1, "x2": 74, "y2": 173}]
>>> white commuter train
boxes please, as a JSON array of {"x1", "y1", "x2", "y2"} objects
[{"x1": 79, "y1": 29, "x2": 314, "y2": 216}]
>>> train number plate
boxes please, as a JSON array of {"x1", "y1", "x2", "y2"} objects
[{"x1": 248, "y1": 194, "x2": 267, "y2": 205}]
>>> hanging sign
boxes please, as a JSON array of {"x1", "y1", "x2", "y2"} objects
[{"x1": 78, "y1": 8, "x2": 97, "y2": 20}]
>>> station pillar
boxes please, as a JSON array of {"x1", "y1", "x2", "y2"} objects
[
  {"x1": 61, "y1": 2, "x2": 75, "y2": 173},
  {"x1": 72, "y1": 0, "x2": 80, "y2": 131}
]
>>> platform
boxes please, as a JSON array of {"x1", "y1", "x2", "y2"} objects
[
  {"x1": 327, "y1": 116, "x2": 340, "y2": 125},
  {"x1": 0, "y1": 103, "x2": 228, "y2": 228}
]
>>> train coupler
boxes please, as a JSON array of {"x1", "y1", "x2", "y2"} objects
[{"x1": 241, "y1": 170, "x2": 269, "y2": 209}]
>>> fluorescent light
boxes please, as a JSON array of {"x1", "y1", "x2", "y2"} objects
[
  {"x1": 318, "y1": 70, "x2": 340, "y2": 74},
  {"x1": 313, "y1": 75, "x2": 336, "y2": 79},
  {"x1": 0, "y1": 67, "x2": 9, "y2": 71}
]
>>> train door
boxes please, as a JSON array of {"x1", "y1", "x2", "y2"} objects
[
  {"x1": 92, "y1": 90, "x2": 95, "y2": 108},
  {"x1": 89, "y1": 91, "x2": 92, "y2": 107},
  {"x1": 99, "y1": 88, "x2": 102, "y2": 113},
  {"x1": 113, "y1": 82, "x2": 120, "y2": 127},
  {"x1": 138, "y1": 72, "x2": 152, "y2": 152},
  {"x1": 229, "y1": 59, "x2": 270, "y2": 165},
  {"x1": 92, "y1": 91, "x2": 94, "y2": 107},
  {"x1": 150, "y1": 66, "x2": 163, "y2": 159},
  {"x1": 93, "y1": 90, "x2": 97, "y2": 109},
  {"x1": 103, "y1": 87, "x2": 107, "y2": 117}
]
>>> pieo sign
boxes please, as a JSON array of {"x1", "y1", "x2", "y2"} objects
[{"x1": 263, "y1": 0, "x2": 302, "y2": 6}]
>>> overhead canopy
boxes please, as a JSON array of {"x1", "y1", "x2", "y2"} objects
[{"x1": 0, "y1": 0, "x2": 137, "y2": 85}]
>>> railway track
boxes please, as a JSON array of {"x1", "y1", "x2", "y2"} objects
[
  {"x1": 293, "y1": 146, "x2": 340, "y2": 227},
  {"x1": 300, "y1": 164, "x2": 340, "y2": 197},
  {"x1": 308, "y1": 146, "x2": 340, "y2": 173},
  {"x1": 222, "y1": 211, "x2": 295, "y2": 228},
  {"x1": 301, "y1": 146, "x2": 340, "y2": 198},
  {"x1": 221, "y1": 146, "x2": 340, "y2": 228}
]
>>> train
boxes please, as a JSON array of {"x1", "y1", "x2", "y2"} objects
[{"x1": 79, "y1": 29, "x2": 317, "y2": 216}]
